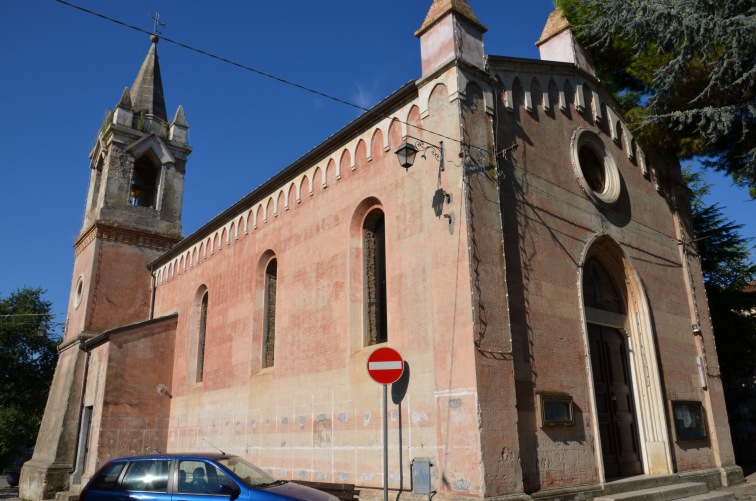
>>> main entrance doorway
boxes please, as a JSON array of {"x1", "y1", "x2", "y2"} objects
[{"x1": 588, "y1": 323, "x2": 642, "y2": 478}]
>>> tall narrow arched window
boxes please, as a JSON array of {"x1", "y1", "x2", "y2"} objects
[
  {"x1": 364, "y1": 210, "x2": 387, "y2": 345},
  {"x1": 129, "y1": 154, "x2": 160, "y2": 208},
  {"x1": 196, "y1": 291, "x2": 208, "y2": 382},
  {"x1": 263, "y1": 259, "x2": 277, "y2": 368}
]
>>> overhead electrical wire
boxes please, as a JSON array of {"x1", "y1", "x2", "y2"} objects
[
  {"x1": 53, "y1": 0, "x2": 684, "y2": 247},
  {"x1": 53, "y1": 0, "x2": 469, "y2": 149}
]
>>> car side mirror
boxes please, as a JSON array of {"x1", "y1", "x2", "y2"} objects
[{"x1": 229, "y1": 484, "x2": 241, "y2": 500}]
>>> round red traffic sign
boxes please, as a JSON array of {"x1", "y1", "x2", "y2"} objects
[{"x1": 367, "y1": 347, "x2": 404, "y2": 385}]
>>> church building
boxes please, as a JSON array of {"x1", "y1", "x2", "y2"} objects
[{"x1": 21, "y1": 2, "x2": 744, "y2": 501}]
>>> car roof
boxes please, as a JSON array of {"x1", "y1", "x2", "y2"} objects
[{"x1": 108, "y1": 453, "x2": 235, "y2": 462}]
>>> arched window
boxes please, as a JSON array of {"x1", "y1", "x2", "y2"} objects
[
  {"x1": 583, "y1": 256, "x2": 624, "y2": 314},
  {"x1": 364, "y1": 210, "x2": 387, "y2": 345},
  {"x1": 263, "y1": 259, "x2": 277, "y2": 368},
  {"x1": 129, "y1": 154, "x2": 160, "y2": 208},
  {"x1": 196, "y1": 291, "x2": 208, "y2": 382}
]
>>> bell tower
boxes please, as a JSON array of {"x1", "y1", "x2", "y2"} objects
[{"x1": 19, "y1": 35, "x2": 191, "y2": 501}]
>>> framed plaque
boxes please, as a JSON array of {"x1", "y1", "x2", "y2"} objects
[
  {"x1": 537, "y1": 392, "x2": 575, "y2": 427},
  {"x1": 671, "y1": 401, "x2": 707, "y2": 440}
]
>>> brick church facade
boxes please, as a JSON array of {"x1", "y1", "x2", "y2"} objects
[{"x1": 21, "y1": 2, "x2": 744, "y2": 500}]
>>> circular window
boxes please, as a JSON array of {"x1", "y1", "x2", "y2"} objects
[
  {"x1": 571, "y1": 128, "x2": 620, "y2": 206},
  {"x1": 74, "y1": 276, "x2": 84, "y2": 309}
]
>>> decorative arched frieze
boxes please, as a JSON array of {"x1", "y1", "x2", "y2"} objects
[
  {"x1": 457, "y1": 70, "x2": 494, "y2": 116},
  {"x1": 388, "y1": 119, "x2": 403, "y2": 152},
  {"x1": 625, "y1": 129, "x2": 636, "y2": 162},
  {"x1": 561, "y1": 78, "x2": 572, "y2": 112},
  {"x1": 522, "y1": 74, "x2": 534, "y2": 112},
  {"x1": 605, "y1": 107, "x2": 620, "y2": 143},
  {"x1": 529, "y1": 76, "x2": 544, "y2": 113},
  {"x1": 591, "y1": 87, "x2": 603, "y2": 122},
  {"x1": 369, "y1": 129, "x2": 384, "y2": 162},
  {"x1": 311, "y1": 166, "x2": 323, "y2": 191},
  {"x1": 286, "y1": 182, "x2": 296, "y2": 209},
  {"x1": 296, "y1": 175, "x2": 307, "y2": 201},
  {"x1": 325, "y1": 159, "x2": 336, "y2": 188},
  {"x1": 494, "y1": 72, "x2": 514, "y2": 113},
  {"x1": 276, "y1": 189, "x2": 286, "y2": 214},
  {"x1": 418, "y1": 80, "x2": 451, "y2": 119},
  {"x1": 253, "y1": 205, "x2": 262, "y2": 229},
  {"x1": 511, "y1": 77, "x2": 524, "y2": 110},
  {"x1": 575, "y1": 80, "x2": 586, "y2": 112},
  {"x1": 264, "y1": 197, "x2": 274, "y2": 223},
  {"x1": 406, "y1": 105, "x2": 422, "y2": 137},
  {"x1": 339, "y1": 149, "x2": 351, "y2": 179},
  {"x1": 354, "y1": 139, "x2": 368, "y2": 171}
]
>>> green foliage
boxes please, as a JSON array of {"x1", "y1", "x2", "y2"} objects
[
  {"x1": 558, "y1": 0, "x2": 756, "y2": 197},
  {"x1": 0, "y1": 288, "x2": 60, "y2": 471},
  {"x1": 684, "y1": 168, "x2": 756, "y2": 377}
]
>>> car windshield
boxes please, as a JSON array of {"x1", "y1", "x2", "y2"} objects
[{"x1": 217, "y1": 457, "x2": 277, "y2": 488}]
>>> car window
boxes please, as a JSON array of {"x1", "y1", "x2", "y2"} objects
[
  {"x1": 177, "y1": 460, "x2": 236, "y2": 496},
  {"x1": 216, "y1": 457, "x2": 275, "y2": 488},
  {"x1": 88, "y1": 462, "x2": 127, "y2": 491},
  {"x1": 119, "y1": 459, "x2": 170, "y2": 492}
]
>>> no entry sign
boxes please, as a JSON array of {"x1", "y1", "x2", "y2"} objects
[{"x1": 367, "y1": 347, "x2": 404, "y2": 385}]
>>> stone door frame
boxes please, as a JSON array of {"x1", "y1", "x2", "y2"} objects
[{"x1": 578, "y1": 234, "x2": 673, "y2": 482}]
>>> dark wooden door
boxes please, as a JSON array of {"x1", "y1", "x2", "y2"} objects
[{"x1": 588, "y1": 323, "x2": 643, "y2": 478}]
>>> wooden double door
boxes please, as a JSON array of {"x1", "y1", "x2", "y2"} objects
[{"x1": 588, "y1": 323, "x2": 643, "y2": 478}]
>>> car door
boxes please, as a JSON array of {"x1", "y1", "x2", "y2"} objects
[
  {"x1": 104, "y1": 459, "x2": 172, "y2": 501},
  {"x1": 172, "y1": 459, "x2": 242, "y2": 501}
]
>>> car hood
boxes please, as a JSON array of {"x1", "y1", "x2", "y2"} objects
[{"x1": 262, "y1": 482, "x2": 338, "y2": 501}]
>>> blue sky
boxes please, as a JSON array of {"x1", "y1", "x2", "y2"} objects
[{"x1": 1, "y1": 1, "x2": 753, "y2": 326}]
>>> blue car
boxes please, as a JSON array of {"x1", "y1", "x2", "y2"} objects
[{"x1": 79, "y1": 453, "x2": 339, "y2": 501}]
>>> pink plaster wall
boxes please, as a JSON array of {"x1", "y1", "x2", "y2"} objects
[{"x1": 152, "y1": 80, "x2": 491, "y2": 496}]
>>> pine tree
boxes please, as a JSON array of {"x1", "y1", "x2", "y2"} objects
[
  {"x1": 684, "y1": 168, "x2": 756, "y2": 378},
  {"x1": 558, "y1": 0, "x2": 756, "y2": 197}
]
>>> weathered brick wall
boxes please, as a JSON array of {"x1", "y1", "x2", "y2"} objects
[
  {"x1": 84, "y1": 315, "x2": 177, "y2": 477},
  {"x1": 492, "y1": 60, "x2": 726, "y2": 490}
]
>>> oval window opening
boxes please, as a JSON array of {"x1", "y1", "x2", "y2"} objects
[{"x1": 579, "y1": 145, "x2": 606, "y2": 193}]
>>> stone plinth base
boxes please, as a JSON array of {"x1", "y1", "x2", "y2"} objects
[{"x1": 19, "y1": 460, "x2": 72, "y2": 501}]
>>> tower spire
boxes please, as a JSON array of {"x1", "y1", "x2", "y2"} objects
[{"x1": 130, "y1": 35, "x2": 167, "y2": 122}]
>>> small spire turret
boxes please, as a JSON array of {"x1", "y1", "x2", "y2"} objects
[{"x1": 416, "y1": 0, "x2": 487, "y2": 76}]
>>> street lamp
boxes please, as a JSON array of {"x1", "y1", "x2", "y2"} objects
[{"x1": 395, "y1": 136, "x2": 444, "y2": 171}]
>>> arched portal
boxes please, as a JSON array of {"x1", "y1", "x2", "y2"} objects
[{"x1": 580, "y1": 235, "x2": 673, "y2": 481}]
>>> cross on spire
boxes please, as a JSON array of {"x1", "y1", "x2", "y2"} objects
[{"x1": 149, "y1": 12, "x2": 166, "y2": 35}]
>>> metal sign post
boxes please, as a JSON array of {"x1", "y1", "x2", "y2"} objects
[{"x1": 367, "y1": 347, "x2": 404, "y2": 501}]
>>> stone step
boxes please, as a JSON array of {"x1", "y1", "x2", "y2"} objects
[
  {"x1": 53, "y1": 491, "x2": 80, "y2": 501},
  {"x1": 602, "y1": 475, "x2": 684, "y2": 496},
  {"x1": 595, "y1": 481, "x2": 709, "y2": 501},
  {"x1": 680, "y1": 492, "x2": 736, "y2": 501}
]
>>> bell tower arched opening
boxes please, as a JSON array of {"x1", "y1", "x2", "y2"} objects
[{"x1": 129, "y1": 154, "x2": 160, "y2": 208}]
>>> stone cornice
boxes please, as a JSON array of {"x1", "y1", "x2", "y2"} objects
[{"x1": 74, "y1": 222, "x2": 181, "y2": 257}]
